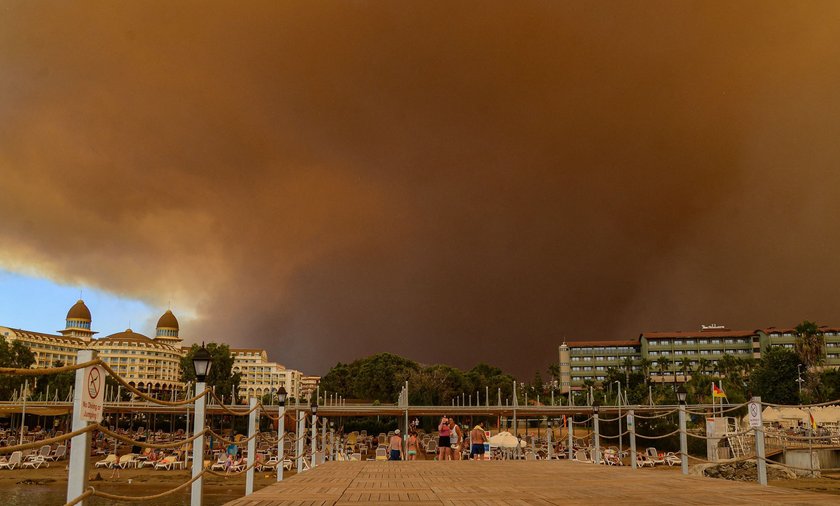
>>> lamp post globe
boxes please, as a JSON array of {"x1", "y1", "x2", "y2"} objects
[
  {"x1": 676, "y1": 385, "x2": 688, "y2": 405},
  {"x1": 192, "y1": 343, "x2": 212, "y2": 383},
  {"x1": 311, "y1": 399, "x2": 319, "y2": 415},
  {"x1": 277, "y1": 386, "x2": 287, "y2": 407}
]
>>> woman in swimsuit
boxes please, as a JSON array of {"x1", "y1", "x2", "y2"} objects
[{"x1": 406, "y1": 431, "x2": 418, "y2": 461}]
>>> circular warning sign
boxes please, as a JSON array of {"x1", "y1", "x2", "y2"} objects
[{"x1": 88, "y1": 367, "x2": 102, "y2": 399}]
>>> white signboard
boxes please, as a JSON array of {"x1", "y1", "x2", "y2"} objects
[
  {"x1": 748, "y1": 401, "x2": 761, "y2": 428},
  {"x1": 81, "y1": 364, "x2": 105, "y2": 422}
]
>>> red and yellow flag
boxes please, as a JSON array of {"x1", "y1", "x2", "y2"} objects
[
  {"x1": 810, "y1": 412, "x2": 817, "y2": 430},
  {"x1": 712, "y1": 384, "x2": 726, "y2": 398}
]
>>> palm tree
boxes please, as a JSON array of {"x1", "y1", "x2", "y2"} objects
[
  {"x1": 696, "y1": 358, "x2": 710, "y2": 376},
  {"x1": 621, "y1": 356, "x2": 634, "y2": 386},
  {"x1": 638, "y1": 358, "x2": 652, "y2": 385},
  {"x1": 658, "y1": 357, "x2": 672, "y2": 385},
  {"x1": 718, "y1": 355, "x2": 737, "y2": 379},
  {"x1": 795, "y1": 320, "x2": 825, "y2": 369},
  {"x1": 678, "y1": 358, "x2": 691, "y2": 381}
]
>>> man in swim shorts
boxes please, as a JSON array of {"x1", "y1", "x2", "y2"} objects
[{"x1": 470, "y1": 424, "x2": 487, "y2": 460}]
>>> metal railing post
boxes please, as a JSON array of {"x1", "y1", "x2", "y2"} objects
[
  {"x1": 593, "y1": 411, "x2": 600, "y2": 464},
  {"x1": 753, "y1": 396, "x2": 767, "y2": 486},
  {"x1": 190, "y1": 380, "x2": 206, "y2": 506},
  {"x1": 628, "y1": 410, "x2": 637, "y2": 470},
  {"x1": 568, "y1": 418, "x2": 574, "y2": 460},
  {"x1": 246, "y1": 397, "x2": 257, "y2": 495},
  {"x1": 321, "y1": 417, "x2": 327, "y2": 461},
  {"x1": 330, "y1": 427, "x2": 336, "y2": 461},
  {"x1": 678, "y1": 402, "x2": 688, "y2": 475},
  {"x1": 277, "y1": 402, "x2": 285, "y2": 481},
  {"x1": 547, "y1": 422, "x2": 553, "y2": 460},
  {"x1": 66, "y1": 350, "x2": 95, "y2": 506},
  {"x1": 310, "y1": 411, "x2": 318, "y2": 468},
  {"x1": 296, "y1": 411, "x2": 305, "y2": 473}
]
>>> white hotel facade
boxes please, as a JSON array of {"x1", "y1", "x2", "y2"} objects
[{"x1": 0, "y1": 300, "x2": 316, "y2": 400}]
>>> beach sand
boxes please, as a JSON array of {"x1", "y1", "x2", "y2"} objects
[{"x1": 2, "y1": 461, "x2": 295, "y2": 505}]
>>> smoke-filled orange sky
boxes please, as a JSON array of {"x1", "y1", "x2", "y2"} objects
[{"x1": 2, "y1": 1, "x2": 840, "y2": 377}]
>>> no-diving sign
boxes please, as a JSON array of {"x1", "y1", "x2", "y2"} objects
[
  {"x1": 81, "y1": 364, "x2": 105, "y2": 423},
  {"x1": 748, "y1": 401, "x2": 761, "y2": 428}
]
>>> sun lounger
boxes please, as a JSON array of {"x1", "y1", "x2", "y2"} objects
[
  {"x1": 37, "y1": 445, "x2": 52, "y2": 460},
  {"x1": 46, "y1": 445, "x2": 66, "y2": 461},
  {"x1": 117, "y1": 453, "x2": 139, "y2": 469},
  {"x1": 0, "y1": 451, "x2": 22, "y2": 470},
  {"x1": 636, "y1": 452, "x2": 655, "y2": 467},
  {"x1": 154, "y1": 456, "x2": 181, "y2": 470},
  {"x1": 664, "y1": 452, "x2": 681, "y2": 466},
  {"x1": 22, "y1": 455, "x2": 49, "y2": 469},
  {"x1": 95, "y1": 454, "x2": 117, "y2": 468},
  {"x1": 645, "y1": 447, "x2": 665, "y2": 466},
  {"x1": 210, "y1": 455, "x2": 227, "y2": 471},
  {"x1": 573, "y1": 449, "x2": 593, "y2": 463},
  {"x1": 256, "y1": 456, "x2": 279, "y2": 472}
]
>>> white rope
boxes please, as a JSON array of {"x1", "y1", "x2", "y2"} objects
[
  {"x1": 634, "y1": 428, "x2": 680, "y2": 440},
  {"x1": 632, "y1": 409, "x2": 678, "y2": 419},
  {"x1": 762, "y1": 398, "x2": 840, "y2": 409}
]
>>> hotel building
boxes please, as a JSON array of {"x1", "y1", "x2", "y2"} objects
[
  {"x1": 559, "y1": 324, "x2": 840, "y2": 391},
  {"x1": 231, "y1": 349, "x2": 305, "y2": 401},
  {"x1": 0, "y1": 300, "x2": 317, "y2": 399}
]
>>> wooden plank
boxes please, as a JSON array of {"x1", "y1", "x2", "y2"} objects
[{"x1": 225, "y1": 460, "x2": 837, "y2": 505}]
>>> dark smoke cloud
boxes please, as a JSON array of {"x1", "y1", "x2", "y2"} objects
[{"x1": 2, "y1": 1, "x2": 840, "y2": 377}]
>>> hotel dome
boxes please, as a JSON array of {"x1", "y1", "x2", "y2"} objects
[
  {"x1": 66, "y1": 299, "x2": 91, "y2": 321},
  {"x1": 156, "y1": 310, "x2": 179, "y2": 331}
]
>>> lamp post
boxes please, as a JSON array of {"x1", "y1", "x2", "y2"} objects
[
  {"x1": 547, "y1": 420, "x2": 553, "y2": 460},
  {"x1": 191, "y1": 344, "x2": 212, "y2": 506},
  {"x1": 330, "y1": 421, "x2": 336, "y2": 461},
  {"x1": 310, "y1": 399, "x2": 319, "y2": 468},
  {"x1": 277, "y1": 386, "x2": 287, "y2": 481},
  {"x1": 676, "y1": 384, "x2": 688, "y2": 475},
  {"x1": 614, "y1": 380, "x2": 623, "y2": 459}
]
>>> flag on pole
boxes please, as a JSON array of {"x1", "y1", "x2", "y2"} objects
[
  {"x1": 712, "y1": 383, "x2": 726, "y2": 398},
  {"x1": 810, "y1": 412, "x2": 817, "y2": 430}
]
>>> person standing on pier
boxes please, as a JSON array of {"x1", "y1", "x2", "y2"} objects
[
  {"x1": 438, "y1": 417, "x2": 452, "y2": 461},
  {"x1": 470, "y1": 425, "x2": 488, "y2": 460},
  {"x1": 406, "y1": 431, "x2": 418, "y2": 460},
  {"x1": 388, "y1": 429, "x2": 404, "y2": 460},
  {"x1": 449, "y1": 419, "x2": 463, "y2": 460}
]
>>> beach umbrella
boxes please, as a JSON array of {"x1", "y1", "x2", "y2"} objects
[{"x1": 488, "y1": 431, "x2": 527, "y2": 448}]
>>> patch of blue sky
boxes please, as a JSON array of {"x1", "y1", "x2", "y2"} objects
[{"x1": 0, "y1": 269, "x2": 155, "y2": 338}]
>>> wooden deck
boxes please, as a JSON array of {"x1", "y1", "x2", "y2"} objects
[{"x1": 225, "y1": 460, "x2": 837, "y2": 505}]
